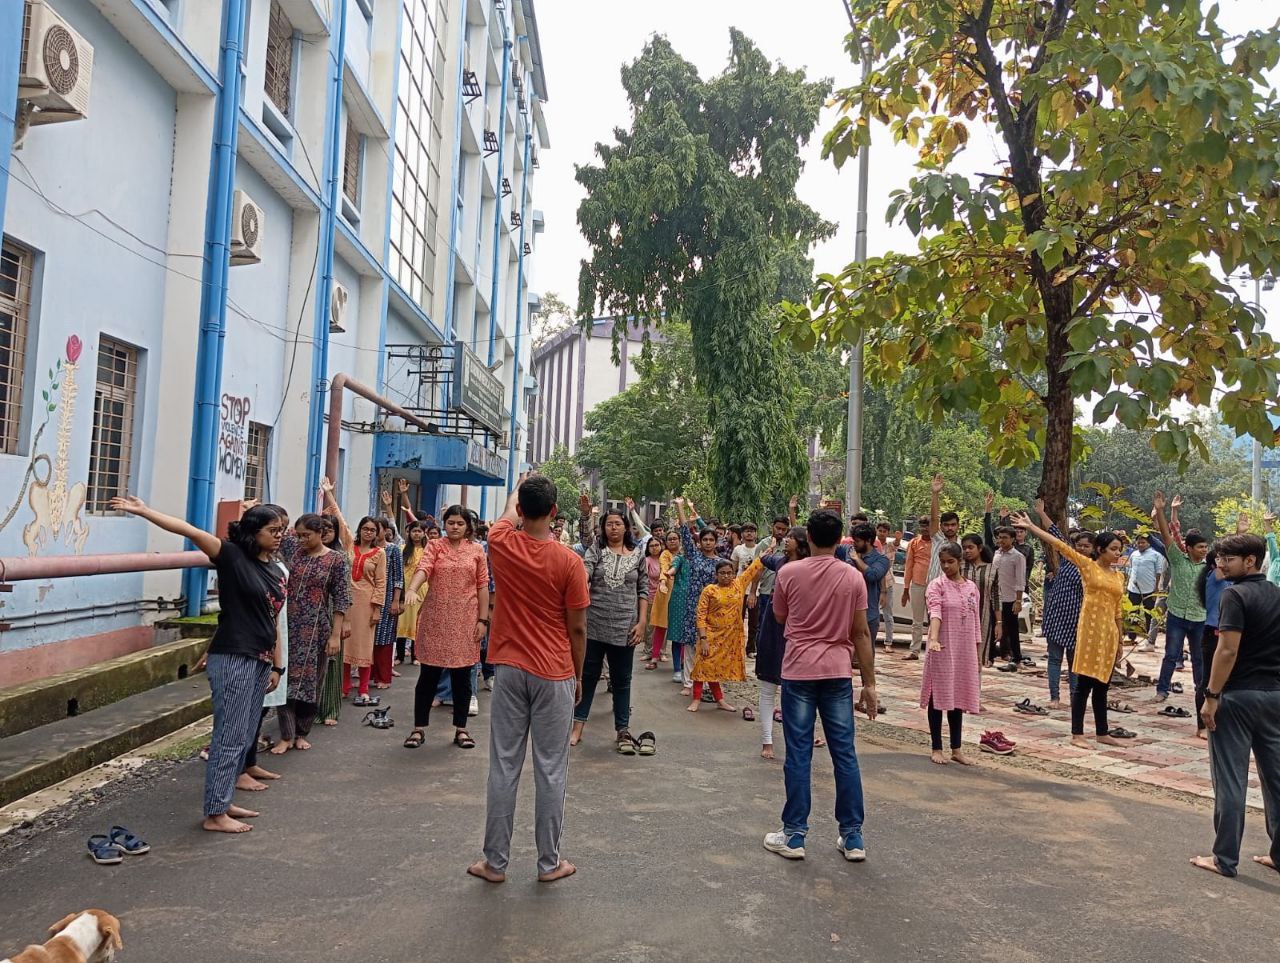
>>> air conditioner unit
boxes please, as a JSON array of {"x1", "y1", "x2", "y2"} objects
[
  {"x1": 19, "y1": 0, "x2": 94, "y2": 123},
  {"x1": 230, "y1": 189, "x2": 264, "y2": 265},
  {"x1": 329, "y1": 282, "x2": 349, "y2": 333}
]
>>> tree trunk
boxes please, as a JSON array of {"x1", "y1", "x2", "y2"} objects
[{"x1": 1040, "y1": 287, "x2": 1075, "y2": 529}]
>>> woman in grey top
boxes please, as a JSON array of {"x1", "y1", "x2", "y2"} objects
[{"x1": 571, "y1": 508, "x2": 652, "y2": 754}]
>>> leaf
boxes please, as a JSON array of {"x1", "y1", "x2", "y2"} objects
[{"x1": 1097, "y1": 55, "x2": 1123, "y2": 89}]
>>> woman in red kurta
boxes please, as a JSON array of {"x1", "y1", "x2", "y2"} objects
[{"x1": 403, "y1": 505, "x2": 490, "y2": 749}]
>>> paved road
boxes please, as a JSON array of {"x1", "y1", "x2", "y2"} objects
[{"x1": 2, "y1": 668, "x2": 1277, "y2": 962}]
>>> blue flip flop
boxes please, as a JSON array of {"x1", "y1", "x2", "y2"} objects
[
  {"x1": 109, "y1": 825, "x2": 150, "y2": 855},
  {"x1": 87, "y1": 834, "x2": 124, "y2": 865}
]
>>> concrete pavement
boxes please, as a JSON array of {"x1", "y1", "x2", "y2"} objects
[{"x1": 1, "y1": 663, "x2": 1277, "y2": 962}]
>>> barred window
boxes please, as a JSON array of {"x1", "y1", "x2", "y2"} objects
[
  {"x1": 244, "y1": 421, "x2": 271, "y2": 503},
  {"x1": 87, "y1": 338, "x2": 139, "y2": 514},
  {"x1": 0, "y1": 241, "x2": 33, "y2": 454},
  {"x1": 265, "y1": 1, "x2": 294, "y2": 117},
  {"x1": 343, "y1": 117, "x2": 363, "y2": 207}
]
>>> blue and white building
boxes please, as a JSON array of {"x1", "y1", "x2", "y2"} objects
[{"x1": 0, "y1": 0, "x2": 548, "y2": 684}]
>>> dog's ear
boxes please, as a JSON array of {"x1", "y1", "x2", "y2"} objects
[
  {"x1": 48, "y1": 912, "x2": 81, "y2": 936},
  {"x1": 101, "y1": 918, "x2": 123, "y2": 951}
]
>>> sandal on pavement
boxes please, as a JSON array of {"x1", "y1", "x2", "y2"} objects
[
  {"x1": 1107, "y1": 700, "x2": 1135, "y2": 714},
  {"x1": 403, "y1": 729, "x2": 425, "y2": 748},
  {"x1": 616, "y1": 730, "x2": 637, "y2": 755},
  {"x1": 1108, "y1": 726, "x2": 1137, "y2": 739},
  {"x1": 742, "y1": 707, "x2": 756, "y2": 722},
  {"x1": 87, "y1": 835, "x2": 123, "y2": 865},
  {"x1": 1013, "y1": 698, "x2": 1048, "y2": 716},
  {"x1": 1171, "y1": 681, "x2": 1185, "y2": 694},
  {"x1": 352, "y1": 695, "x2": 381, "y2": 708},
  {"x1": 635, "y1": 731, "x2": 657, "y2": 756},
  {"x1": 644, "y1": 661, "x2": 657, "y2": 670},
  {"x1": 454, "y1": 729, "x2": 477, "y2": 749},
  {"x1": 109, "y1": 825, "x2": 150, "y2": 856},
  {"x1": 1159, "y1": 705, "x2": 1191, "y2": 718}
]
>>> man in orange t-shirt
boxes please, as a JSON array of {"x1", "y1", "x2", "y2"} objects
[{"x1": 468, "y1": 476, "x2": 588, "y2": 886}]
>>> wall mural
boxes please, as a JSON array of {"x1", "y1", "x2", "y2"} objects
[{"x1": 0, "y1": 336, "x2": 90, "y2": 556}]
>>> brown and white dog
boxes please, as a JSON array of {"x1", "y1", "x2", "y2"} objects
[{"x1": 2, "y1": 910, "x2": 122, "y2": 963}]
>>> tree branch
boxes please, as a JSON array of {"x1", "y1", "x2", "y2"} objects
[{"x1": 1073, "y1": 267, "x2": 1119, "y2": 320}]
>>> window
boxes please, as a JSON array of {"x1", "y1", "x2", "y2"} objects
[
  {"x1": 243, "y1": 421, "x2": 271, "y2": 503},
  {"x1": 87, "y1": 338, "x2": 139, "y2": 514},
  {"x1": 343, "y1": 117, "x2": 363, "y2": 208},
  {"x1": 264, "y1": 1, "x2": 294, "y2": 117},
  {"x1": 0, "y1": 241, "x2": 33, "y2": 454}
]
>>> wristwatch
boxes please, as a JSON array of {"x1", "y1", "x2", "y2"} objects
[
  {"x1": 1204, "y1": 688, "x2": 1221, "y2": 700},
  {"x1": 477, "y1": 618, "x2": 490, "y2": 625},
  {"x1": 272, "y1": 665, "x2": 286, "y2": 676}
]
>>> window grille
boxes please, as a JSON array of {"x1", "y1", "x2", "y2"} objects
[
  {"x1": 0, "y1": 241, "x2": 32, "y2": 454},
  {"x1": 87, "y1": 338, "x2": 139, "y2": 514}
]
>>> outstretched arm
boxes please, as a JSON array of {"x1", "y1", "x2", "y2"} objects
[
  {"x1": 110, "y1": 496, "x2": 221, "y2": 561},
  {"x1": 320, "y1": 477, "x2": 353, "y2": 552},
  {"x1": 397, "y1": 478, "x2": 418, "y2": 523},
  {"x1": 788, "y1": 494, "x2": 799, "y2": 528},
  {"x1": 625, "y1": 496, "x2": 649, "y2": 540}
]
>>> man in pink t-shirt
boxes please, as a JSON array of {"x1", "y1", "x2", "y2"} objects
[{"x1": 766, "y1": 509, "x2": 878, "y2": 864}]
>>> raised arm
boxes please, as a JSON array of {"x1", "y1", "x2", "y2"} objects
[
  {"x1": 320, "y1": 477, "x2": 353, "y2": 552},
  {"x1": 625, "y1": 497, "x2": 649, "y2": 540},
  {"x1": 930, "y1": 473, "x2": 943, "y2": 533},
  {"x1": 1151, "y1": 490, "x2": 1174, "y2": 548},
  {"x1": 788, "y1": 494, "x2": 799, "y2": 528},
  {"x1": 498, "y1": 475, "x2": 523, "y2": 526},
  {"x1": 1009, "y1": 512, "x2": 1090, "y2": 571},
  {"x1": 110, "y1": 495, "x2": 221, "y2": 561},
  {"x1": 397, "y1": 478, "x2": 418, "y2": 523}
]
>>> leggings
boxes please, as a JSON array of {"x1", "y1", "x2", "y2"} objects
[
  {"x1": 342, "y1": 663, "x2": 372, "y2": 698},
  {"x1": 395, "y1": 636, "x2": 413, "y2": 662},
  {"x1": 692, "y1": 681, "x2": 724, "y2": 702},
  {"x1": 927, "y1": 697, "x2": 963, "y2": 751},
  {"x1": 1071, "y1": 674, "x2": 1110, "y2": 736},
  {"x1": 414, "y1": 664, "x2": 472, "y2": 729},
  {"x1": 373, "y1": 644, "x2": 394, "y2": 686},
  {"x1": 670, "y1": 641, "x2": 683, "y2": 674},
  {"x1": 759, "y1": 681, "x2": 778, "y2": 745},
  {"x1": 649, "y1": 626, "x2": 667, "y2": 662},
  {"x1": 1000, "y1": 601, "x2": 1022, "y2": 663},
  {"x1": 1195, "y1": 627, "x2": 1219, "y2": 732}
]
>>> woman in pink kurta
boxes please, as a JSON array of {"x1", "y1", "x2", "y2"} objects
[
  {"x1": 922, "y1": 543, "x2": 982, "y2": 765},
  {"x1": 403, "y1": 505, "x2": 490, "y2": 749}
]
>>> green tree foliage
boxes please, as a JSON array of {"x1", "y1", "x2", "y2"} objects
[
  {"x1": 536, "y1": 444, "x2": 585, "y2": 526},
  {"x1": 1074, "y1": 418, "x2": 1254, "y2": 533},
  {"x1": 781, "y1": 0, "x2": 1280, "y2": 524},
  {"x1": 576, "y1": 30, "x2": 834, "y2": 522},
  {"x1": 575, "y1": 324, "x2": 710, "y2": 500}
]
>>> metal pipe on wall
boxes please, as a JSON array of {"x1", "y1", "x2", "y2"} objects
[
  {"x1": 0, "y1": 551, "x2": 210, "y2": 582},
  {"x1": 324, "y1": 373, "x2": 438, "y2": 486},
  {"x1": 506, "y1": 122, "x2": 534, "y2": 487}
]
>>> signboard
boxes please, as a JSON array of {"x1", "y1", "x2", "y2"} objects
[
  {"x1": 452, "y1": 340, "x2": 506, "y2": 434},
  {"x1": 467, "y1": 439, "x2": 508, "y2": 481}
]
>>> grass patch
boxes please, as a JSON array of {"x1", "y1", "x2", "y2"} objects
[
  {"x1": 171, "y1": 614, "x2": 219, "y2": 625},
  {"x1": 143, "y1": 729, "x2": 210, "y2": 761}
]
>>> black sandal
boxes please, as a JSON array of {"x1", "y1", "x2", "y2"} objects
[
  {"x1": 1159, "y1": 705, "x2": 1191, "y2": 718},
  {"x1": 1108, "y1": 726, "x2": 1137, "y2": 739},
  {"x1": 1014, "y1": 698, "x2": 1048, "y2": 716},
  {"x1": 403, "y1": 729, "x2": 425, "y2": 748},
  {"x1": 635, "y1": 731, "x2": 657, "y2": 756},
  {"x1": 616, "y1": 730, "x2": 637, "y2": 755},
  {"x1": 454, "y1": 729, "x2": 476, "y2": 749}
]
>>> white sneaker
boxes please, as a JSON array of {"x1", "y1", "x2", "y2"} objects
[
  {"x1": 837, "y1": 832, "x2": 867, "y2": 862},
  {"x1": 763, "y1": 831, "x2": 806, "y2": 859},
  {"x1": 468, "y1": 695, "x2": 479, "y2": 717},
  {"x1": 483, "y1": 678, "x2": 493, "y2": 691}
]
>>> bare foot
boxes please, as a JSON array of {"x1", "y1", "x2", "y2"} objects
[
  {"x1": 569, "y1": 721, "x2": 584, "y2": 747},
  {"x1": 1048, "y1": 700, "x2": 1063, "y2": 709},
  {"x1": 203, "y1": 814, "x2": 252, "y2": 834},
  {"x1": 294, "y1": 738, "x2": 312, "y2": 750},
  {"x1": 227, "y1": 804, "x2": 260, "y2": 819},
  {"x1": 323, "y1": 719, "x2": 338, "y2": 727},
  {"x1": 537, "y1": 859, "x2": 577, "y2": 882},
  {"x1": 930, "y1": 749, "x2": 949, "y2": 765},
  {"x1": 687, "y1": 702, "x2": 699, "y2": 712},
  {"x1": 814, "y1": 736, "x2": 825, "y2": 748},
  {"x1": 761, "y1": 744, "x2": 775, "y2": 760},
  {"x1": 1190, "y1": 855, "x2": 1227, "y2": 875},
  {"x1": 1252, "y1": 855, "x2": 1276, "y2": 869},
  {"x1": 1070, "y1": 736, "x2": 1092, "y2": 749},
  {"x1": 268, "y1": 740, "x2": 290, "y2": 756},
  {"x1": 235, "y1": 774, "x2": 268, "y2": 792},
  {"x1": 680, "y1": 687, "x2": 692, "y2": 697},
  {"x1": 951, "y1": 750, "x2": 975, "y2": 766},
  {"x1": 432, "y1": 699, "x2": 442, "y2": 708},
  {"x1": 1196, "y1": 730, "x2": 1208, "y2": 741},
  {"x1": 466, "y1": 860, "x2": 506, "y2": 884},
  {"x1": 245, "y1": 765, "x2": 280, "y2": 780},
  {"x1": 1095, "y1": 734, "x2": 1123, "y2": 747},
  {"x1": 716, "y1": 701, "x2": 735, "y2": 712},
  {"x1": 392, "y1": 669, "x2": 402, "y2": 677}
]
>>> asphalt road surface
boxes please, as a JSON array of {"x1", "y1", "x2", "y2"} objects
[{"x1": 2, "y1": 668, "x2": 1277, "y2": 962}]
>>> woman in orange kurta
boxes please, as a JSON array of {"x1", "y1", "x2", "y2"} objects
[
  {"x1": 690, "y1": 557, "x2": 764, "y2": 712},
  {"x1": 343, "y1": 516, "x2": 386, "y2": 707}
]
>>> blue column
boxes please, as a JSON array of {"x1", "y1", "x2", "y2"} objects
[
  {"x1": 182, "y1": 0, "x2": 249, "y2": 615},
  {"x1": 303, "y1": 0, "x2": 351, "y2": 508},
  {"x1": 506, "y1": 124, "x2": 534, "y2": 488},
  {"x1": 0, "y1": 0, "x2": 23, "y2": 233}
]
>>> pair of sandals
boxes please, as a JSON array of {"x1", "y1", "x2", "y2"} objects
[
  {"x1": 403, "y1": 728, "x2": 475, "y2": 749},
  {"x1": 87, "y1": 826, "x2": 149, "y2": 865},
  {"x1": 352, "y1": 694, "x2": 381, "y2": 708},
  {"x1": 1159, "y1": 704, "x2": 1192, "y2": 719},
  {"x1": 1108, "y1": 699, "x2": 1136, "y2": 714},
  {"x1": 1013, "y1": 698, "x2": 1049, "y2": 716},
  {"x1": 616, "y1": 730, "x2": 657, "y2": 756}
]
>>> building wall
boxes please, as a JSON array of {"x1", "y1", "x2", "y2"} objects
[{"x1": 0, "y1": 0, "x2": 548, "y2": 684}]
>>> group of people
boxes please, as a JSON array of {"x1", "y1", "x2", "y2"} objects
[{"x1": 110, "y1": 465, "x2": 1278, "y2": 882}]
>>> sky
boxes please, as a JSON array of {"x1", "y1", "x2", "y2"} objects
[{"x1": 530, "y1": 0, "x2": 1280, "y2": 327}]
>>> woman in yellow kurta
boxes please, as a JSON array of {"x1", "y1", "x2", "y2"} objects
[
  {"x1": 396, "y1": 522, "x2": 427, "y2": 665},
  {"x1": 689, "y1": 557, "x2": 764, "y2": 713},
  {"x1": 643, "y1": 539, "x2": 674, "y2": 669},
  {"x1": 1012, "y1": 513, "x2": 1133, "y2": 747}
]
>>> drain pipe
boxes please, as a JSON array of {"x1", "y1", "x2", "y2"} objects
[
  {"x1": 506, "y1": 122, "x2": 534, "y2": 487},
  {"x1": 324, "y1": 373, "x2": 438, "y2": 486},
  {"x1": 183, "y1": 0, "x2": 248, "y2": 617}
]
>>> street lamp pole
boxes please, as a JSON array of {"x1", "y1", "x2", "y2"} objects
[{"x1": 841, "y1": 0, "x2": 871, "y2": 517}]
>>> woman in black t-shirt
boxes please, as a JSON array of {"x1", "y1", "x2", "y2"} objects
[{"x1": 112, "y1": 495, "x2": 287, "y2": 834}]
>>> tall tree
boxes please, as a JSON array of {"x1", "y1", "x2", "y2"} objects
[
  {"x1": 536, "y1": 444, "x2": 585, "y2": 526},
  {"x1": 781, "y1": 0, "x2": 1280, "y2": 522},
  {"x1": 576, "y1": 31, "x2": 834, "y2": 521}
]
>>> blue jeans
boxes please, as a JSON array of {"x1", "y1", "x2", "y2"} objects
[
  {"x1": 780, "y1": 677, "x2": 865, "y2": 839},
  {"x1": 1157, "y1": 614, "x2": 1205, "y2": 696},
  {"x1": 1046, "y1": 641, "x2": 1077, "y2": 702}
]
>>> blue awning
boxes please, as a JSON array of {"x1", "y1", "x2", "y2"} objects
[{"x1": 374, "y1": 432, "x2": 507, "y2": 486}]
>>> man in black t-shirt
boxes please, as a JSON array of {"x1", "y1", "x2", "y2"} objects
[{"x1": 1191, "y1": 533, "x2": 1280, "y2": 878}]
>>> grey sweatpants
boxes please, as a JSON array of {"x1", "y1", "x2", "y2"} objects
[
  {"x1": 1207, "y1": 688, "x2": 1280, "y2": 876},
  {"x1": 482, "y1": 663, "x2": 577, "y2": 875}
]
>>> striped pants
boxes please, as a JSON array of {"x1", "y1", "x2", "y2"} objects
[{"x1": 205, "y1": 653, "x2": 271, "y2": 817}]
